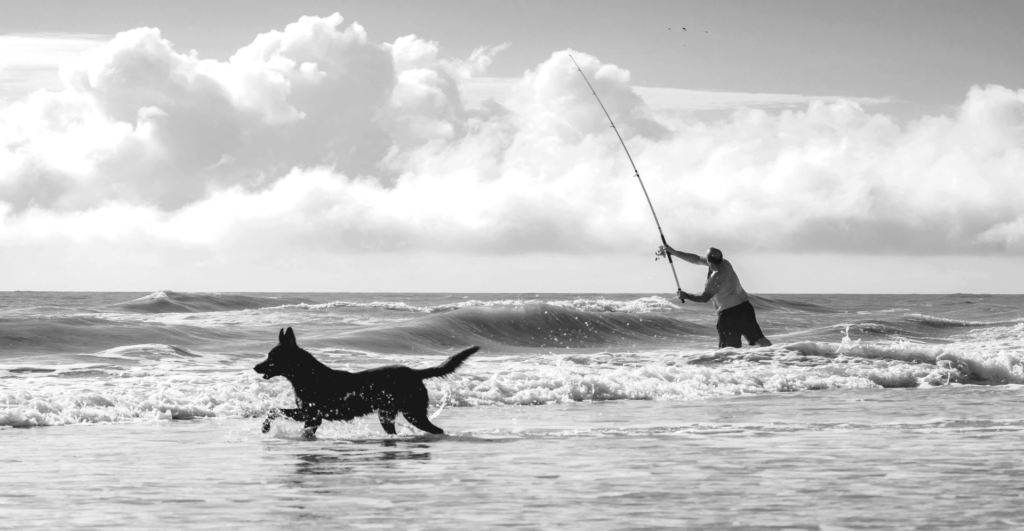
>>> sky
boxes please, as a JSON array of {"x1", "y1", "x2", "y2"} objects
[{"x1": 1, "y1": 0, "x2": 1023, "y2": 293}]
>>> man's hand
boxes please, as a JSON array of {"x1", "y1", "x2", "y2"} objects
[
  {"x1": 656, "y1": 243, "x2": 676, "y2": 260},
  {"x1": 676, "y1": 289, "x2": 691, "y2": 302}
]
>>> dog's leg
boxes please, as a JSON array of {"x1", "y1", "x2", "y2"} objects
[
  {"x1": 261, "y1": 409, "x2": 280, "y2": 433},
  {"x1": 377, "y1": 409, "x2": 397, "y2": 435},
  {"x1": 301, "y1": 417, "x2": 322, "y2": 440},
  {"x1": 263, "y1": 408, "x2": 306, "y2": 433},
  {"x1": 402, "y1": 409, "x2": 445, "y2": 435}
]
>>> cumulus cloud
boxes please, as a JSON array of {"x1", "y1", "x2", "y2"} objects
[
  {"x1": 0, "y1": 33, "x2": 108, "y2": 100},
  {"x1": 1, "y1": 11, "x2": 1023, "y2": 278},
  {"x1": 979, "y1": 216, "x2": 1024, "y2": 249},
  {"x1": 463, "y1": 79, "x2": 891, "y2": 112}
]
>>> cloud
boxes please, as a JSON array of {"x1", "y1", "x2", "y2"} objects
[
  {"x1": 0, "y1": 33, "x2": 108, "y2": 101},
  {"x1": 1, "y1": 12, "x2": 1023, "y2": 279},
  {"x1": 463, "y1": 78, "x2": 891, "y2": 111},
  {"x1": 979, "y1": 215, "x2": 1024, "y2": 250}
]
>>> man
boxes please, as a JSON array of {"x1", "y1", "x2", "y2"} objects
[{"x1": 657, "y1": 244, "x2": 772, "y2": 349}]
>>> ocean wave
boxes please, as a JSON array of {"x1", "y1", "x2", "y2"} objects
[
  {"x1": 6, "y1": 346, "x2": 1019, "y2": 428},
  {"x1": 843, "y1": 322, "x2": 905, "y2": 335},
  {"x1": 748, "y1": 295, "x2": 838, "y2": 314},
  {"x1": 263, "y1": 296, "x2": 680, "y2": 315},
  {"x1": 0, "y1": 368, "x2": 250, "y2": 427},
  {"x1": 306, "y1": 304, "x2": 706, "y2": 354},
  {"x1": 0, "y1": 314, "x2": 247, "y2": 358},
  {"x1": 114, "y1": 291, "x2": 309, "y2": 314},
  {"x1": 903, "y1": 313, "x2": 1019, "y2": 328},
  {"x1": 0, "y1": 358, "x2": 924, "y2": 427},
  {"x1": 91, "y1": 344, "x2": 202, "y2": 361},
  {"x1": 688, "y1": 323, "x2": 1024, "y2": 386},
  {"x1": 4, "y1": 324, "x2": 1022, "y2": 427},
  {"x1": 820, "y1": 314, "x2": 1023, "y2": 341}
]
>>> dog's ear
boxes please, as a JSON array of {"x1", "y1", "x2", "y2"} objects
[
  {"x1": 283, "y1": 327, "x2": 297, "y2": 346},
  {"x1": 278, "y1": 328, "x2": 285, "y2": 344}
]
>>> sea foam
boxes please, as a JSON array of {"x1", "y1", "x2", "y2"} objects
[{"x1": 7, "y1": 325, "x2": 1020, "y2": 427}]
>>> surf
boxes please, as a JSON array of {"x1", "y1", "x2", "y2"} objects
[
  {"x1": 312, "y1": 303, "x2": 709, "y2": 354},
  {"x1": 113, "y1": 291, "x2": 310, "y2": 314}
]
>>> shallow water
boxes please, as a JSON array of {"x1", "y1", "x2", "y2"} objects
[
  {"x1": 3, "y1": 387, "x2": 1023, "y2": 529},
  {"x1": 2, "y1": 292, "x2": 1023, "y2": 527}
]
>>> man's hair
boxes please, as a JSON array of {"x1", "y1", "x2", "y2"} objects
[{"x1": 707, "y1": 247, "x2": 723, "y2": 265}]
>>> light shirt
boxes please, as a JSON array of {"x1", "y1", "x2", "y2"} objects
[{"x1": 705, "y1": 259, "x2": 749, "y2": 313}]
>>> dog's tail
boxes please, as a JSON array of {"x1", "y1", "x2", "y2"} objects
[{"x1": 417, "y1": 346, "x2": 479, "y2": 380}]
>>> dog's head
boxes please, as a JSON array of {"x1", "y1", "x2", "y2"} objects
[{"x1": 254, "y1": 327, "x2": 299, "y2": 380}]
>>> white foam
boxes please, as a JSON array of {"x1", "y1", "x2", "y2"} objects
[
  {"x1": 733, "y1": 324, "x2": 1024, "y2": 386},
  {"x1": 0, "y1": 354, "x2": 881, "y2": 427},
  {"x1": 90, "y1": 344, "x2": 199, "y2": 361},
  {"x1": 120, "y1": 309, "x2": 387, "y2": 329},
  {"x1": 124, "y1": 291, "x2": 172, "y2": 303},
  {"x1": 260, "y1": 296, "x2": 681, "y2": 315},
  {"x1": 3, "y1": 324, "x2": 1021, "y2": 427},
  {"x1": 904, "y1": 313, "x2": 1017, "y2": 327}
]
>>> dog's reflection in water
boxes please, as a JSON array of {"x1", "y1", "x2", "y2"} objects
[
  {"x1": 287, "y1": 440, "x2": 433, "y2": 486},
  {"x1": 298, "y1": 446, "x2": 430, "y2": 473}
]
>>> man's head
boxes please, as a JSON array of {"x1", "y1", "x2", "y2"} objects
[{"x1": 706, "y1": 247, "x2": 723, "y2": 265}]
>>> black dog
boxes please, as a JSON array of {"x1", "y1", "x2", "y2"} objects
[{"x1": 254, "y1": 327, "x2": 478, "y2": 438}]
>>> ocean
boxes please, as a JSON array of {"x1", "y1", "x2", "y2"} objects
[{"x1": 2, "y1": 291, "x2": 1022, "y2": 529}]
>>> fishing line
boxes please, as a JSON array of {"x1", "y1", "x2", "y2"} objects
[{"x1": 569, "y1": 55, "x2": 683, "y2": 302}]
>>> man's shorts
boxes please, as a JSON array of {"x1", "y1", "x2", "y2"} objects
[{"x1": 716, "y1": 301, "x2": 766, "y2": 348}]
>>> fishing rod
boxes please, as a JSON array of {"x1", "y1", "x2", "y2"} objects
[{"x1": 569, "y1": 55, "x2": 684, "y2": 302}]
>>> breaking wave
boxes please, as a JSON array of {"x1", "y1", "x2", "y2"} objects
[
  {"x1": 4, "y1": 324, "x2": 1022, "y2": 427},
  {"x1": 903, "y1": 313, "x2": 1021, "y2": 328},
  {"x1": 748, "y1": 294, "x2": 839, "y2": 314},
  {"x1": 3, "y1": 292, "x2": 1023, "y2": 427},
  {"x1": 309, "y1": 304, "x2": 708, "y2": 354},
  {"x1": 114, "y1": 291, "x2": 309, "y2": 314},
  {"x1": 264, "y1": 296, "x2": 680, "y2": 315}
]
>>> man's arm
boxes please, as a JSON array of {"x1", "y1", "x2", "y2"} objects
[
  {"x1": 679, "y1": 290, "x2": 714, "y2": 303},
  {"x1": 658, "y1": 243, "x2": 708, "y2": 266},
  {"x1": 678, "y1": 270, "x2": 722, "y2": 303}
]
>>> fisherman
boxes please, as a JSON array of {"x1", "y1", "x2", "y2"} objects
[{"x1": 657, "y1": 244, "x2": 772, "y2": 349}]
